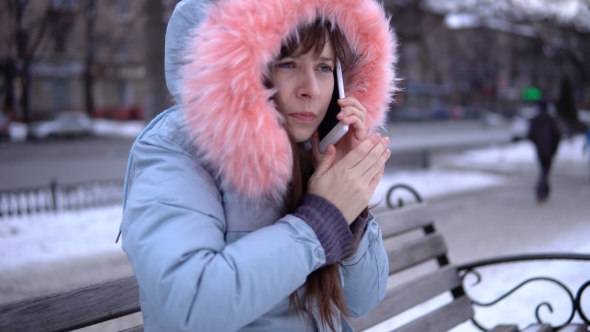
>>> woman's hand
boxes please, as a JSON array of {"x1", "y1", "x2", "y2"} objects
[
  {"x1": 333, "y1": 97, "x2": 369, "y2": 160},
  {"x1": 308, "y1": 132, "x2": 391, "y2": 224}
]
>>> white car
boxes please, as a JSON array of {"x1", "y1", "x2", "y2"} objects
[{"x1": 28, "y1": 111, "x2": 94, "y2": 140}]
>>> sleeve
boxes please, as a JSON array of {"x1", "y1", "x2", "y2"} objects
[
  {"x1": 339, "y1": 213, "x2": 389, "y2": 318},
  {"x1": 121, "y1": 132, "x2": 327, "y2": 332}
]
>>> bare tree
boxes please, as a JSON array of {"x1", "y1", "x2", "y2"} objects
[
  {"x1": 3, "y1": 0, "x2": 52, "y2": 123},
  {"x1": 143, "y1": 0, "x2": 169, "y2": 120},
  {"x1": 84, "y1": 0, "x2": 96, "y2": 117},
  {"x1": 421, "y1": 0, "x2": 590, "y2": 83}
]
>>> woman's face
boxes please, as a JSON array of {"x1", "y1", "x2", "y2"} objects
[{"x1": 272, "y1": 41, "x2": 335, "y2": 142}]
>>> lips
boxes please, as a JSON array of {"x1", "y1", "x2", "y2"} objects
[{"x1": 289, "y1": 112, "x2": 316, "y2": 123}]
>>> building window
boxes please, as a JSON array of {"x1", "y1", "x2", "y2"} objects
[
  {"x1": 54, "y1": 78, "x2": 69, "y2": 110},
  {"x1": 114, "y1": 39, "x2": 130, "y2": 63},
  {"x1": 118, "y1": 0, "x2": 130, "y2": 21},
  {"x1": 51, "y1": 0, "x2": 79, "y2": 12},
  {"x1": 118, "y1": 81, "x2": 134, "y2": 106},
  {"x1": 54, "y1": 34, "x2": 66, "y2": 53}
]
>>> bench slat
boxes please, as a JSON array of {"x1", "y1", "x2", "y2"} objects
[
  {"x1": 557, "y1": 325, "x2": 589, "y2": 332},
  {"x1": 349, "y1": 265, "x2": 463, "y2": 331},
  {"x1": 489, "y1": 326, "x2": 519, "y2": 332},
  {"x1": 0, "y1": 276, "x2": 140, "y2": 332},
  {"x1": 387, "y1": 233, "x2": 447, "y2": 274},
  {"x1": 120, "y1": 325, "x2": 144, "y2": 332},
  {"x1": 392, "y1": 296, "x2": 473, "y2": 332},
  {"x1": 375, "y1": 203, "x2": 434, "y2": 238},
  {"x1": 522, "y1": 324, "x2": 552, "y2": 332}
]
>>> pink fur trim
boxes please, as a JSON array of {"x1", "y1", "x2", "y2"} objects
[{"x1": 182, "y1": 0, "x2": 397, "y2": 199}]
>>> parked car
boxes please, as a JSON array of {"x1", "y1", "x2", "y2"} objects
[{"x1": 28, "y1": 111, "x2": 94, "y2": 140}]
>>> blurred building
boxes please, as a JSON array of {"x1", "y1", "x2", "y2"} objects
[
  {"x1": 384, "y1": 0, "x2": 590, "y2": 121},
  {"x1": 0, "y1": 0, "x2": 177, "y2": 122},
  {"x1": 1, "y1": 0, "x2": 589, "y2": 123}
]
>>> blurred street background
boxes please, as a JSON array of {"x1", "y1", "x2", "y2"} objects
[{"x1": 0, "y1": 0, "x2": 589, "y2": 331}]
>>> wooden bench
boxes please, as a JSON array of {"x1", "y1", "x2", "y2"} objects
[{"x1": 1, "y1": 192, "x2": 588, "y2": 332}]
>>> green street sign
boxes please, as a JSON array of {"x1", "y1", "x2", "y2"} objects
[{"x1": 522, "y1": 87, "x2": 542, "y2": 101}]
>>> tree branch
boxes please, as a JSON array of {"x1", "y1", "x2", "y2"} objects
[{"x1": 27, "y1": 5, "x2": 52, "y2": 60}]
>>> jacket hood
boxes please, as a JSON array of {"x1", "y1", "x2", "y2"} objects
[{"x1": 172, "y1": 0, "x2": 397, "y2": 200}]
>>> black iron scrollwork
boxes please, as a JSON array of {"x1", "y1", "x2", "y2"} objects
[
  {"x1": 386, "y1": 184, "x2": 422, "y2": 209},
  {"x1": 576, "y1": 280, "x2": 590, "y2": 325},
  {"x1": 457, "y1": 254, "x2": 590, "y2": 331}
]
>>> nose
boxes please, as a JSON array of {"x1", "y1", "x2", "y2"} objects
[{"x1": 296, "y1": 68, "x2": 321, "y2": 99}]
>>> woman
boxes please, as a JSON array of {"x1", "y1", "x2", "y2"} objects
[{"x1": 119, "y1": 0, "x2": 397, "y2": 330}]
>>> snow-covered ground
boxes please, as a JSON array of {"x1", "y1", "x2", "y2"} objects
[
  {"x1": 445, "y1": 135, "x2": 588, "y2": 173},
  {"x1": 92, "y1": 119, "x2": 145, "y2": 139},
  {"x1": 1, "y1": 135, "x2": 588, "y2": 331},
  {"x1": 7, "y1": 118, "x2": 146, "y2": 142}
]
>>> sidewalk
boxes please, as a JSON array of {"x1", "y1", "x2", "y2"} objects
[{"x1": 430, "y1": 172, "x2": 589, "y2": 264}]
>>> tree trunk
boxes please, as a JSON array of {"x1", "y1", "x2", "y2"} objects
[
  {"x1": 84, "y1": 0, "x2": 96, "y2": 117},
  {"x1": 143, "y1": 0, "x2": 169, "y2": 121}
]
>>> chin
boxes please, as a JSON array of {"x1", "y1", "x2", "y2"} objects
[{"x1": 292, "y1": 131, "x2": 313, "y2": 143}]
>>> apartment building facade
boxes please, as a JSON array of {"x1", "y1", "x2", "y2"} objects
[{"x1": 0, "y1": 0, "x2": 176, "y2": 121}]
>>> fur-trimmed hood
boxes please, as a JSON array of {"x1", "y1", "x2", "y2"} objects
[{"x1": 167, "y1": 0, "x2": 397, "y2": 199}]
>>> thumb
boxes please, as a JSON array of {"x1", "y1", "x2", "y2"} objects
[{"x1": 315, "y1": 144, "x2": 336, "y2": 174}]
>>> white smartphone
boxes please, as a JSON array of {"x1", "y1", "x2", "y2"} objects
[{"x1": 318, "y1": 59, "x2": 348, "y2": 153}]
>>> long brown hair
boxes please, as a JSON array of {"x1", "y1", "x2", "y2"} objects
[{"x1": 271, "y1": 19, "x2": 365, "y2": 331}]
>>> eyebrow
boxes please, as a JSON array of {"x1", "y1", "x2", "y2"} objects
[{"x1": 318, "y1": 56, "x2": 334, "y2": 62}]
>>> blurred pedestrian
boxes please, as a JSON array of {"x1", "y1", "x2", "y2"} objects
[{"x1": 527, "y1": 100, "x2": 561, "y2": 201}]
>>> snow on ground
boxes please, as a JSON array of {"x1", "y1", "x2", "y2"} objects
[
  {"x1": 0, "y1": 206, "x2": 124, "y2": 271},
  {"x1": 92, "y1": 119, "x2": 145, "y2": 139},
  {"x1": 371, "y1": 168, "x2": 506, "y2": 208},
  {"x1": 7, "y1": 119, "x2": 146, "y2": 142},
  {"x1": 447, "y1": 135, "x2": 588, "y2": 173}
]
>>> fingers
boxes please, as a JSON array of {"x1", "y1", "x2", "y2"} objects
[
  {"x1": 339, "y1": 132, "x2": 382, "y2": 168},
  {"x1": 362, "y1": 142, "x2": 390, "y2": 184},
  {"x1": 355, "y1": 136, "x2": 390, "y2": 177},
  {"x1": 337, "y1": 97, "x2": 366, "y2": 124},
  {"x1": 336, "y1": 132, "x2": 390, "y2": 185},
  {"x1": 337, "y1": 98, "x2": 367, "y2": 142},
  {"x1": 339, "y1": 110, "x2": 367, "y2": 142},
  {"x1": 311, "y1": 131, "x2": 335, "y2": 174},
  {"x1": 368, "y1": 163, "x2": 386, "y2": 193}
]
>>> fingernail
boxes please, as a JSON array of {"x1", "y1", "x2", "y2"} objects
[
  {"x1": 382, "y1": 137, "x2": 390, "y2": 145},
  {"x1": 385, "y1": 149, "x2": 391, "y2": 157},
  {"x1": 341, "y1": 98, "x2": 347, "y2": 101},
  {"x1": 372, "y1": 133, "x2": 381, "y2": 142}
]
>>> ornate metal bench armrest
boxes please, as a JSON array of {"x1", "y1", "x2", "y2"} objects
[{"x1": 456, "y1": 253, "x2": 590, "y2": 331}]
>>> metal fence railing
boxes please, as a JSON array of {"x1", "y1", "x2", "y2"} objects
[{"x1": 0, "y1": 178, "x2": 123, "y2": 218}]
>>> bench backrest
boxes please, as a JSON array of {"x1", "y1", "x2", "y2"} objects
[
  {"x1": 0, "y1": 275, "x2": 141, "y2": 332},
  {"x1": 0, "y1": 203, "x2": 472, "y2": 332},
  {"x1": 349, "y1": 203, "x2": 474, "y2": 331}
]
